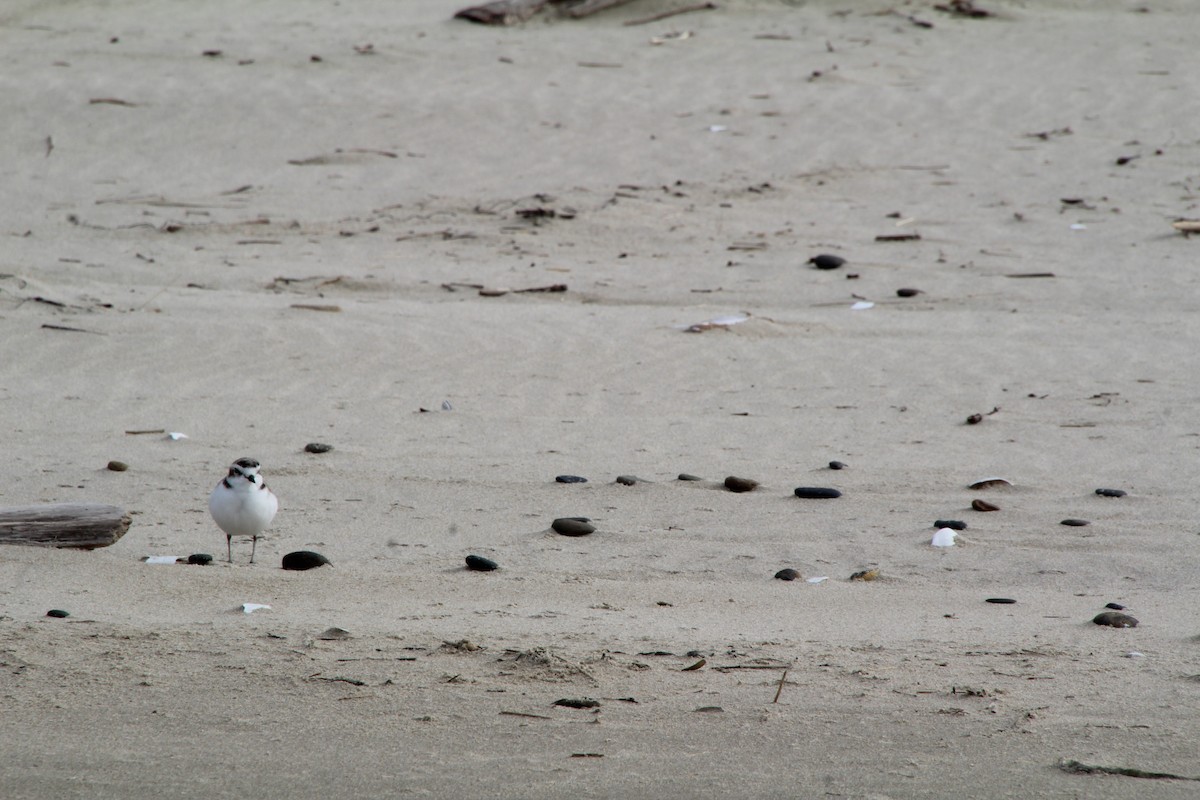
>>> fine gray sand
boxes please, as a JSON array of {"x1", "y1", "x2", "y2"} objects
[{"x1": 3, "y1": 1, "x2": 1199, "y2": 797}]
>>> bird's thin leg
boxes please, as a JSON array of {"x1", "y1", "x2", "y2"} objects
[
  {"x1": 227, "y1": 534, "x2": 233, "y2": 563},
  {"x1": 250, "y1": 535, "x2": 257, "y2": 564}
]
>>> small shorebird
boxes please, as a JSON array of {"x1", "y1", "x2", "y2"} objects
[{"x1": 209, "y1": 457, "x2": 278, "y2": 563}]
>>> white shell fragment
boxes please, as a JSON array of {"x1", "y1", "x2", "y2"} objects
[
  {"x1": 650, "y1": 30, "x2": 693, "y2": 45},
  {"x1": 241, "y1": 603, "x2": 271, "y2": 614},
  {"x1": 968, "y1": 476, "x2": 1011, "y2": 489},
  {"x1": 806, "y1": 576, "x2": 829, "y2": 584},
  {"x1": 165, "y1": 432, "x2": 189, "y2": 441},
  {"x1": 1124, "y1": 651, "x2": 1146, "y2": 659},
  {"x1": 931, "y1": 528, "x2": 958, "y2": 547},
  {"x1": 679, "y1": 312, "x2": 750, "y2": 333},
  {"x1": 142, "y1": 555, "x2": 182, "y2": 565},
  {"x1": 708, "y1": 125, "x2": 728, "y2": 133},
  {"x1": 850, "y1": 301, "x2": 875, "y2": 311}
]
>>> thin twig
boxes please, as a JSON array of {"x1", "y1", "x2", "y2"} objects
[
  {"x1": 772, "y1": 668, "x2": 789, "y2": 703},
  {"x1": 500, "y1": 710, "x2": 552, "y2": 720},
  {"x1": 624, "y1": 2, "x2": 716, "y2": 26}
]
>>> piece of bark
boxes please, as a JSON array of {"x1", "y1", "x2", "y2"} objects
[
  {"x1": 454, "y1": 0, "x2": 548, "y2": 24},
  {"x1": 0, "y1": 503, "x2": 132, "y2": 549}
]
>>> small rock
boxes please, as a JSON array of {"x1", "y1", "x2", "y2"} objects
[
  {"x1": 794, "y1": 487, "x2": 841, "y2": 499},
  {"x1": 465, "y1": 554, "x2": 499, "y2": 571},
  {"x1": 106, "y1": 460, "x2": 129, "y2": 472},
  {"x1": 555, "y1": 475, "x2": 587, "y2": 484},
  {"x1": 1095, "y1": 488, "x2": 1127, "y2": 497},
  {"x1": 1093, "y1": 611, "x2": 1138, "y2": 628},
  {"x1": 966, "y1": 413, "x2": 983, "y2": 425},
  {"x1": 615, "y1": 475, "x2": 639, "y2": 486},
  {"x1": 1105, "y1": 602, "x2": 1126, "y2": 610},
  {"x1": 774, "y1": 568, "x2": 802, "y2": 581},
  {"x1": 46, "y1": 609, "x2": 70, "y2": 618},
  {"x1": 724, "y1": 476, "x2": 759, "y2": 493},
  {"x1": 1061, "y1": 518, "x2": 1090, "y2": 527},
  {"x1": 896, "y1": 287, "x2": 923, "y2": 297},
  {"x1": 304, "y1": 442, "x2": 333, "y2": 454},
  {"x1": 935, "y1": 519, "x2": 967, "y2": 530},
  {"x1": 849, "y1": 568, "x2": 880, "y2": 581},
  {"x1": 985, "y1": 598, "x2": 1017, "y2": 604},
  {"x1": 971, "y1": 499, "x2": 1000, "y2": 512},
  {"x1": 281, "y1": 551, "x2": 332, "y2": 571},
  {"x1": 677, "y1": 473, "x2": 704, "y2": 481},
  {"x1": 187, "y1": 553, "x2": 213, "y2": 565},
  {"x1": 828, "y1": 460, "x2": 847, "y2": 470},
  {"x1": 552, "y1": 517, "x2": 595, "y2": 536},
  {"x1": 808, "y1": 254, "x2": 846, "y2": 270},
  {"x1": 554, "y1": 698, "x2": 600, "y2": 709}
]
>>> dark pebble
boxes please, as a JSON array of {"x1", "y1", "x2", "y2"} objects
[
  {"x1": 794, "y1": 487, "x2": 841, "y2": 499},
  {"x1": 106, "y1": 460, "x2": 129, "y2": 472},
  {"x1": 615, "y1": 475, "x2": 638, "y2": 486},
  {"x1": 774, "y1": 568, "x2": 802, "y2": 581},
  {"x1": 554, "y1": 697, "x2": 600, "y2": 709},
  {"x1": 966, "y1": 413, "x2": 984, "y2": 425},
  {"x1": 724, "y1": 476, "x2": 759, "y2": 493},
  {"x1": 1105, "y1": 602, "x2": 1126, "y2": 610},
  {"x1": 971, "y1": 499, "x2": 1000, "y2": 512},
  {"x1": 985, "y1": 598, "x2": 1017, "y2": 604},
  {"x1": 1061, "y1": 518, "x2": 1090, "y2": 527},
  {"x1": 465, "y1": 554, "x2": 499, "y2": 572},
  {"x1": 677, "y1": 473, "x2": 704, "y2": 481},
  {"x1": 1095, "y1": 488, "x2": 1127, "y2": 497},
  {"x1": 187, "y1": 553, "x2": 213, "y2": 566},
  {"x1": 46, "y1": 609, "x2": 70, "y2": 618},
  {"x1": 281, "y1": 550, "x2": 332, "y2": 571},
  {"x1": 552, "y1": 517, "x2": 596, "y2": 536},
  {"x1": 304, "y1": 442, "x2": 333, "y2": 454},
  {"x1": 1093, "y1": 611, "x2": 1138, "y2": 628},
  {"x1": 896, "y1": 287, "x2": 923, "y2": 297},
  {"x1": 555, "y1": 475, "x2": 587, "y2": 484},
  {"x1": 828, "y1": 460, "x2": 847, "y2": 470},
  {"x1": 808, "y1": 254, "x2": 846, "y2": 270},
  {"x1": 935, "y1": 520, "x2": 967, "y2": 530}
]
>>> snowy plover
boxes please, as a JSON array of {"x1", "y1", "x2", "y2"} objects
[{"x1": 209, "y1": 457, "x2": 278, "y2": 563}]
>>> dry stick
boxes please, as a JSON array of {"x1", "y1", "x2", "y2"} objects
[
  {"x1": 623, "y1": 1, "x2": 717, "y2": 26},
  {"x1": 772, "y1": 668, "x2": 789, "y2": 703},
  {"x1": 500, "y1": 710, "x2": 552, "y2": 720},
  {"x1": 566, "y1": 0, "x2": 640, "y2": 18},
  {"x1": 513, "y1": 283, "x2": 567, "y2": 293},
  {"x1": 1058, "y1": 759, "x2": 1200, "y2": 781}
]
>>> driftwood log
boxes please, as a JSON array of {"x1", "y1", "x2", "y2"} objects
[
  {"x1": 0, "y1": 503, "x2": 132, "y2": 549},
  {"x1": 455, "y1": 0, "x2": 667, "y2": 25}
]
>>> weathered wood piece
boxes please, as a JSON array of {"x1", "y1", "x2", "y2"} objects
[
  {"x1": 624, "y1": 1, "x2": 716, "y2": 26},
  {"x1": 0, "y1": 503, "x2": 132, "y2": 549},
  {"x1": 565, "y1": 0, "x2": 640, "y2": 17},
  {"x1": 454, "y1": 0, "x2": 549, "y2": 24}
]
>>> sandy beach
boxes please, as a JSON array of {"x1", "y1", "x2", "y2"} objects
[{"x1": 2, "y1": 0, "x2": 1199, "y2": 797}]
